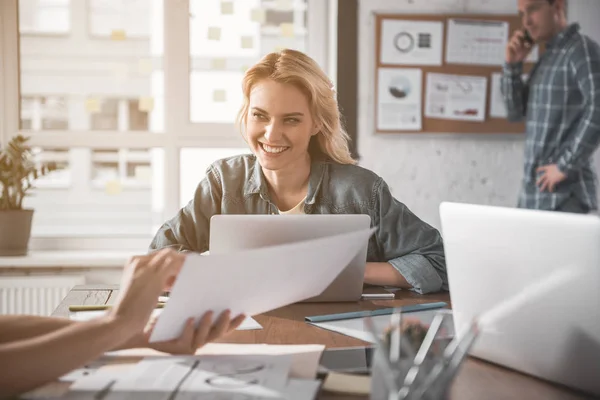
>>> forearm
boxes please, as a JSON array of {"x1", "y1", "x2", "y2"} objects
[
  {"x1": 0, "y1": 316, "x2": 132, "y2": 397},
  {"x1": 501, "y1": 62, "x2": 527, "y2": 122},
  {"x1": 387, "y1": 254, "x2": 445, "y2": 294},
  {"x1": 364, "y1": 262, "x2": 411, "y2": 289},
  {"x1": 0, "y1": 315, "x2": 75, "y2": 344}
]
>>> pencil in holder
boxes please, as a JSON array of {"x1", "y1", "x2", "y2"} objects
[{"x1": 367, "y1": 309, "x2": 479, "y2": 400}]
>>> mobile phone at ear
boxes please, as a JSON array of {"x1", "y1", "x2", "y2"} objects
[{"x1": 522, "y1": 29, "x2": 534, "y2": 46}]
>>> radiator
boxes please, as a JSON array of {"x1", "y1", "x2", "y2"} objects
[{"x1": 0, "y1": 275, "x2": 85, "y2": 316}]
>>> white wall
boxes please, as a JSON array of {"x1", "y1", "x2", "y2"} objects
[{"x1": 358, "y1": 0, "x2": 600, "y2": 229}]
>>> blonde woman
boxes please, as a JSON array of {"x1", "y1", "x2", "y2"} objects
[{"x1": 150, "y1": 49, "x2": 447, "y2": 294}]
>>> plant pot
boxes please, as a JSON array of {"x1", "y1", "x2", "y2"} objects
[{"x1": 0, "y1": 209, "x2": 34, "y2": 256}]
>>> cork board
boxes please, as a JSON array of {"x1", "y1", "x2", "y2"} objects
[{"x1": 375, "y1": 13, "x2": 542, "y2": 134}]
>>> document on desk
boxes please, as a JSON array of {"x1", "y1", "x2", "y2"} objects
[
  {"x1": 309, "y1": 309, "x2": 454, "y2": 343},
  {"x1": 150, "y1": 228, "x2": 375, "y2": 342},
  {"x1": 102, "y1": 343, "x2": 325, "y2": 380},
  {"x1": 67, "y1": 355, "x2": 321, "y2": 400},
  {"x1": 99, "y1": 355, "x2": 292, "y2": 399}
]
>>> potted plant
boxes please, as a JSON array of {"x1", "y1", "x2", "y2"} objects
[{"x1": 0, "y1": 135, "x2": 57, "y2": 256}]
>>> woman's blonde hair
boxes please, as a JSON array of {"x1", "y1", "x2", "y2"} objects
[{"x1": 236, "y1": 49, "x2": 355, "y2": 165}]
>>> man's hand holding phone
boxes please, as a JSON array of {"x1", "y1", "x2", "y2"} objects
[{"x1": 506, "y1": 29, "x2": 534, "y2": 64}]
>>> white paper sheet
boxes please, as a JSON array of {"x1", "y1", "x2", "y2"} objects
[
  {"x1": 283, "y1": 379, "x2": 321, "y2": 400},
  {"x1": 70, "y1": 310, "x2": 262, "y2": 332},
  {"x1": 309, "y1": 309, "x2": 453, "y2": 344},
  {"x1": 446, "y1": 18, "x2": 508, "y2": 66},
  {"x1": 377, "y1": 67, "x2": 422, "y2": 131},
  {"x1": 102, "y1": 355, "x2": 291, "y2": 398},
  {"x1": 197, "y1": 343, "x2": 325, "y2": 379},
  {"x1": 67, "y1": 357, "x2": 320, "y2": 400},
  {"x1": 150, "y1": 228, "x2": 374, "y2": 342},
  {"x1": 103, "y1": 343, "x2": 324, "y2": 380},
  {"x1": 380, "y1": 19, "x2": 443, "y2": 66},
  {"x1": 425, "y1": 73, "x2": 488, "y2": 122}
]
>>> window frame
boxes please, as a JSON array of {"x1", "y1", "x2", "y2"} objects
[{"x1": 0, "y1": 0, "x2": 333, "y2": 251}]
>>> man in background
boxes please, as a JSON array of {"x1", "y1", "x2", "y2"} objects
[{"x1": 502, "y1": 0, "x2": 600, "y2": 213}]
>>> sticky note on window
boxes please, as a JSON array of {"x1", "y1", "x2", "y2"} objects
[
  {"x1": 137, "y1": 59, "x2": 153, "y2": 75},
  {"x1": 110, "y1": 29, "x2": 126, "y2": 41},
  {"x1": 208, "y1": 26, "x2": 221, "y2": 41},
  {"x1": 250, "y1": 8, "x2": 266, "y2": 23},
  {"x1": 213, "y1": 89, "x2": 227, "y2": 102},
  {"x1": 221, "y1": 1, "x2": 234, "y2": 15},
  {"x1": 276, "y1": 0, "x2": 293, "y2": 9},
  {"x1": 274, "y1": 45, "x2": 286, "y2": 52},
  {"x1": 105, "y1": 180, "x2": 122, "y2": 195},
  {"x1": 85, "y1": 98, "x2": 101, "y2": 113},
  {"x1": 211, "y1": 58, "x2": 227, "y2": 70},
  {"x1": 280, "y1": 23, "x2": 294, "y2": 37},
  {"x1": 134, "y1": 166, "x2": 152, "y2": 182},
  {"x1": 240, "y1": 65, "x2": 249, "y2": 72},
  {"x1": 138, "y1": 97, "x2": 154, "y2": 112},
  {"x1": 241, "y1": 36, "x2": 254, "y2": 49}
]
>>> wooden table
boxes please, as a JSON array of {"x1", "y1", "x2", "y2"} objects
[{"x1": 47, "y1": 285, "x2": 593, "y2": 400}]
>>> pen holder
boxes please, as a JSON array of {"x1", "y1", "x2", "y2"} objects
[{"x1": 368, "y1": 310, "x2": 478, "y2": 400}]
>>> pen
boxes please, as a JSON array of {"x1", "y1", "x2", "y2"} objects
[
  {"x1": 361, "y1": 293, "x2": 396, "y2": 300},
  {"x1": 69, "y1": 303, "x2": 165, "y2": 312},
  {"x1": 305, "y1": 301, "x2": 448, "y2": 323}
]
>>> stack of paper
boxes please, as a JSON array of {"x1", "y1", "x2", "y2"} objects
[{"x1": 65, "y1": 352, "x2": 322, "y2": 399}]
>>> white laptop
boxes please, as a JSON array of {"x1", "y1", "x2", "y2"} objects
[
  {"x1": 209, "y1": 214, "x2": 371, "y2": 302},
  {"x1": 439, "y1": 202, "x2": 600, "y2": 396}
]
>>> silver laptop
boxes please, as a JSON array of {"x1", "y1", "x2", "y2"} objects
[
  {"x1": 209, "y1": 214, "x2": 371, "y2": 302},
  {"x1": 439, "y1": 202, "x2": 600, "y2": 396}
]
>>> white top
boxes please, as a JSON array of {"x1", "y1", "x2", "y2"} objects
[{"x1": 279, "y1": 197, "x2": 306, "y2": 215}]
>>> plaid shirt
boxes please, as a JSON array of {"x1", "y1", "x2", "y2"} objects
[{"x1": 501, "y1": 23, "x2": 600, "y2": 211}]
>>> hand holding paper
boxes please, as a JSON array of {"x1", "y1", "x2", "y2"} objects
[{"x1": 149, "y1": 227, "x2": 375, "y2": 342}]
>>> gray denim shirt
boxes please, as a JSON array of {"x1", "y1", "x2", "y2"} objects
[{"x1": 149, "y1": 154, "x2": 448, "y2": 294}]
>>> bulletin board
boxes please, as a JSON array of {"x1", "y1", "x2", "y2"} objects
[{"x1": 374, "y1": 13, "x2": 542, "y2": 135}]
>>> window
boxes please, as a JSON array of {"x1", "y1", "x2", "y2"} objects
[
  {"x1": 188, "y1": 0, "x2": 309, "y2": 125},
  {"x1": 3, "y1": 0, "x2": 330, "y2": 250},
  {"x1": 180, "y1": 148, "x2": 251, "y2": 207},
  {"x1": 88, "y1": 0, "x2": 151, "y2": 38},
  {"x1": 21, "y1": 96, "x2": 69, "y2": 131},
  {"x1": 19, "y1": 0, "x2": 70, "y2": 34}
]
